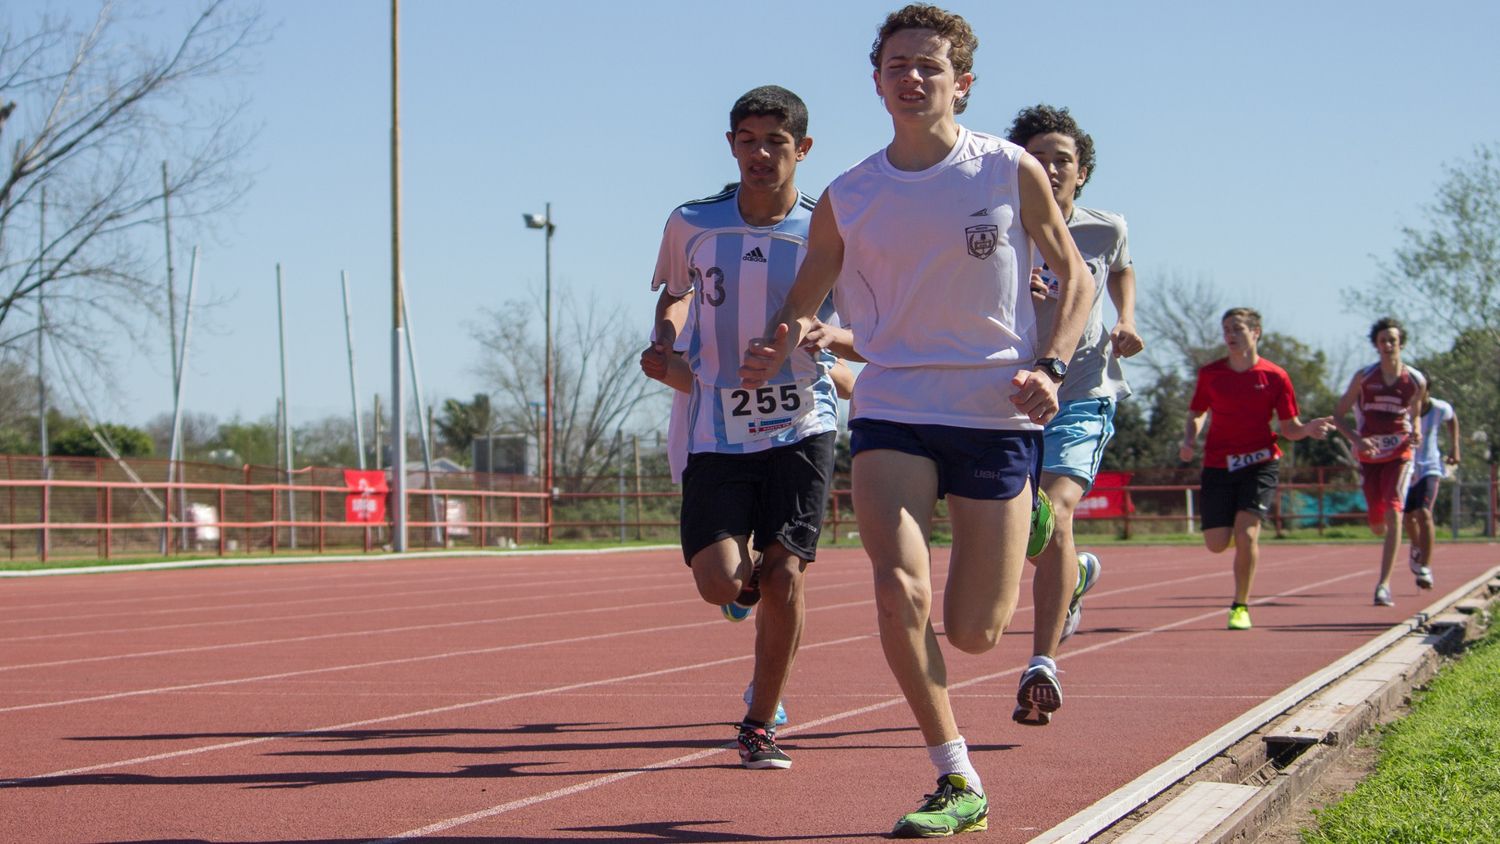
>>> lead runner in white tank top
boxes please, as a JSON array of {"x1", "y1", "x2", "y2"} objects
[{"x1": 826, "y1": 125, "x2": 1039, "y2": 430}]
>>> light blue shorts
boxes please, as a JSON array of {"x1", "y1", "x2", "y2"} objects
[{"x1": 1042, "y1": 397, "x2": 1116, "y2": 493}]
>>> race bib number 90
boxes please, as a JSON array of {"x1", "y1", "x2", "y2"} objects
[
  {"x1": 1367, "y1": 433, "x2": 1406, "y2": 460},
  {"x1": 719, "y1": 382, "x2": 814, "y2": 444},
  {"x1": 1227, "y1": 448, "x2": 1273, "y2": 472}
]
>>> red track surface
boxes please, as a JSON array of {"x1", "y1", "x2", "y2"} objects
[{"x1": 2, "y1": 542, "x2": 1496, "y2": 843}]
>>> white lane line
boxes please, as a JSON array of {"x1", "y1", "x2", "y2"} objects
[
  {"x1": 0, "y1": 577, "x2": 870, "y2": 675},
  {"x1": 0, "y1": 545, "x2": 679, "y2": 579},
  {"x1": 1026, "y1": 563, "x2": 1500, "y2": 844},
  {"x1": 0, "y1": 633, "x2": 873, "y2": 787},
  {"x1": 0, "y1": 567, "x2": 677, "y2": 626},
  {"x1": 0, "y1": 572, "x2": 689, "y2": 643},
  {"x1": 0, "y1": 594, "x2": 877, "y2": 710},
  {"x1": 366, "y1": 564, "x2": 1375, "y2": 842}
]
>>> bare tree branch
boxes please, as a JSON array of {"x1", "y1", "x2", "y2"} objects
[
  {"x1": 471, "y1": 292, "x2": 666, "y2": 491},
  {"x1": 0, "y1": 0, "x2": 264, "y2": 394}
]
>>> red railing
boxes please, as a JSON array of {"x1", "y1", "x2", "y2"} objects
[{"x1": 1, "y1": 456, "x2": 1495, "y2": 562}]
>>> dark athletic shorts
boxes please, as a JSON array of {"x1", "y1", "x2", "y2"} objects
[
  {"x1": 1404, "y1": 474, "x2": 1440, "y2": 513},
  {"x1": 1200, "y1": 460, "x2": 1280, "y2": 531},
  {"x1": 679, "y1": 431, "x2": 836, "y2": 565},
  {"x1": 848, "y1": 418, "x2": 1041, "y2": 502}
]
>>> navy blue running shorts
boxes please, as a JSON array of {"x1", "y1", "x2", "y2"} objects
[{"x1": 848, "y1": 418, "x2": 1041, "y2": 502}]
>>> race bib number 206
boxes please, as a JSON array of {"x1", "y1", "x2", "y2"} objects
[
  {"x1": 719, "y1": 383, "x2": 814, "y2": 444},
  {"x1": 1227, "y1": 448, "x2": 1273, "y2": 472}
]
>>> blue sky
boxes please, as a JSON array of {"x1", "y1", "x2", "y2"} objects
[{"x1": 15, "y1": 0, "x2": 1500, "y2": 429}]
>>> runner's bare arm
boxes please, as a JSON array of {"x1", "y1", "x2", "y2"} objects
[
  {"x1": 830, "y1": 358, "x2": 856, "y2": 400},
  {"x1": 1013, "y1": 154, "x2": 1094, "y2": 423},
  {"x1": 1279, "y1": 415, "x2": 1334, "y2": 441},
  {"x1": 1331, "y1": 372, "x2": 1369, "y2": 453},
  {"x1": 1107, "y1": 265, "x2": 1143, "y2": 358},
  {"x1": 801, "y1": 320, "x2": 863, "y2": 361},
  {"x1": 653, "y1": 287, "x2": 690, "y2": 353},
  {"x1": 1180, "y1": 410, "x2": 1208, "y2": 463},
  {"x1": 740, "y1": 191, "x2": 844, "y2": 388},
  {"x1": 1408, "y1": 379, "x2": 1427, "y2": 448}
]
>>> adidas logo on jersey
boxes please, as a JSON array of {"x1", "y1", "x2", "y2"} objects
[{"x1": 742, "y1": 247, "x2": 767, "y2": 263}]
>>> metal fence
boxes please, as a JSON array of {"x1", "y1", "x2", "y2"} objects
[{"x1": 1, "y1": 455, "x2": 1495, "y2": 562}]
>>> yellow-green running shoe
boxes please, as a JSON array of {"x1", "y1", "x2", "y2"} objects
[
  {"x1": 892, "y1": 774, "x2": 989, "y2": 838},
  {"x1": 1027, "y1": 488, "x2": 1055, "y2": 559},
  {"x1": 1227, "y1": 604, "x2": 1252, "y2": 630}
]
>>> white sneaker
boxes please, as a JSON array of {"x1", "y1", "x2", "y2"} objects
[
  {"x1": 1408, "y1": 547, "x2": 1433, "y2": 589},
  {"x1": 1061, "y1": 552, "x2": 1102, "y2": 642}
]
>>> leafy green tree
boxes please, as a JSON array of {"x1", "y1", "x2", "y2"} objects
[
  {"x1": 435, "y1": 393, "x2": 494, "y2": 465},
  {"x1": 209, "y1": 417, "x2": 277, "y2": 467},
  {"x1": 1411, "y1": 331, "x2": 1500, "y2": 470},
  {"x1": 50, "y1": 422, "x2": 153, "y2": 458},
  {"x1": 1347, "y1": 145, "x2": 1500, "y2": 352}
]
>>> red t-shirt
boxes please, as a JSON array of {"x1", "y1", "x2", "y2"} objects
[{"x1": 1189, "y1": 358, "x2": 1300, "y2": 470}]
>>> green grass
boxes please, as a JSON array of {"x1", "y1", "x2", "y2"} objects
[{"x1": 1302, "y1": 620, "x2": 1500, "y2": 843}]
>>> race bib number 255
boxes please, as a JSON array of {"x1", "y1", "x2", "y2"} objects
[{"x1": 719, "y1": 383, "x2": 814, "y2": 445}]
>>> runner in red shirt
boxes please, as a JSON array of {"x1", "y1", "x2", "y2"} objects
[
  {"x1": 1180, "y1": 308, "x2": 1334, "y2": 630},
  {"x1": 1332, "y1": 316, "x2": 1427, "y2": 607}
]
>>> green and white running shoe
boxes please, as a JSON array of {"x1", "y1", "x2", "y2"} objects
[
  {"x1": 892, "y1": 774, "x2": 989, "y2": 838},
  {"x1": 1061, "y1": 551, "x2": 1102, "y2": 642},
  {"x1": 1027, "y1": 488, "x2": 1055, "y2": 560}
]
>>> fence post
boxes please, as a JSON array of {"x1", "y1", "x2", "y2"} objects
[
  {"x1": 1184, "y1": 488, "x2": 1194, "y2": 534},
  {"x1": 1489, "y1": 463, "x2": 1497, "y2": 538},
  {"x1": 218, "y1": 487, "x2": 227, "y2": 556},
  {"x1": 270, "y1": 476, "x2": 279, "y2": 555},
  {"x1": 1451, "y1": 472, "x2": 1461, "y2": 540},
  {"x1": 39, "y1": 478, "x2": 49, "y2": 564},
  {"x1": 1317, "y1": 468, "x2": 1326, "y2": 536},
  {"x1": 104, "y1": 486, "x2": 113, "y2": 560},
  {"x1": 318, "y1": 488, "x2": 326, "y2": 553}
]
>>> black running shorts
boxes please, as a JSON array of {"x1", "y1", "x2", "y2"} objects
[
  {"x1": 678, "y1": 431, "x2": 836, "y2": 565},
  {"x1": 1200, "y1": 460, "x2": 1280, "y2": 531}
]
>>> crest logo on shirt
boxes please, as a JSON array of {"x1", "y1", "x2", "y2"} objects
[{"x1": 965, "y1": 225, "x2": 998, "y2": 260}]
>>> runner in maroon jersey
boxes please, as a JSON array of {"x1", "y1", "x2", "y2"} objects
[
  {"x1": 1332, "y1": 317, "x2": 1427, "y2": 607},
  {"x1": 1180, "y1": 308, "x2": 1334, "y2": 630}
]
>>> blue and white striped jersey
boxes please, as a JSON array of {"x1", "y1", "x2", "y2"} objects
[{"x1": 651, "y1": 186, "x2": 837, "y2": 454}]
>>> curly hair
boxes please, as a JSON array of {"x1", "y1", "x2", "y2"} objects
[
  {"x1": 869, "y1": 4, "x2": 978, "y2": 114},
  {"x1": 1369, "y1": 316, "x2": 1407, "y2": 346},
  {"x1": 1006, "y1": 104, "x2": 1097, "y2": 198}
]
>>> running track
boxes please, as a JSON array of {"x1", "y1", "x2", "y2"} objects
[{"x1": 2, "y1": 543, "x2": 1496, "y2": 843}]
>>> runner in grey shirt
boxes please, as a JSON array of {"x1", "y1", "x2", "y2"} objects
[{"x1": 1007, "y1": 104, "x2": 1144, "y2": 726}]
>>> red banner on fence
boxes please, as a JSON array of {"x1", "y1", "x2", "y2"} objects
[
  {"x1": 343, "y1": 470, "x2": 389, "y2": 524},
  {"x1": 1075, "y1": 471, "x2": 1134, "y2": 519}
]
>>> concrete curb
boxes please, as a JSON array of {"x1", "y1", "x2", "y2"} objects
[{"x1": 1032, "y1": 563, "x2": 1500, "y2": 843}]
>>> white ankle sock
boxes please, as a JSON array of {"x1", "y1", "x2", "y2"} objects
[
  {"x1": 1028, "y1": 655, "x2": 1057, "y2": 672},
  {"x1": 927, "y1": 736, "x2": 983, "y2": 795}
]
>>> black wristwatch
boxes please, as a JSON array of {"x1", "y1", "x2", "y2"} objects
[{"x1": 1033, "y1": 357, "x2": 1068, "y2": 383}]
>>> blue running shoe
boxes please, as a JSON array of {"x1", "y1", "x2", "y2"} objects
[
  {"x1": 744, "y1": 681, "x2": 788, "y2": 727},
  {"x1": 721, "y1": 558, "x2": 763, "y2": 622}
]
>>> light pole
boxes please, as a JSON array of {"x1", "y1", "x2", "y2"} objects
[{"x1": 523, "y1": 205, "x2": 555, "y2": 543}]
